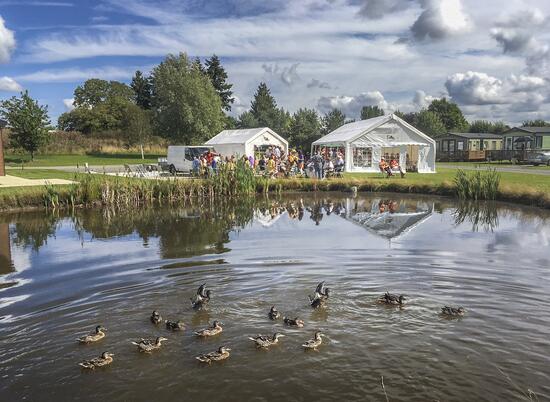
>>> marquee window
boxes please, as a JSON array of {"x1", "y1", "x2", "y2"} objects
[{"x1": 352, "y1": 147, "x2": 372, "y2": 168}]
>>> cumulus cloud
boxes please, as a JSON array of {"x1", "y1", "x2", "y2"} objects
[
  {"x1": 490, "y1": 9, "x2": 545, "y2": 54},
  {"x1": 317, "y1": 90, "x2": 389, "y2": 117},
  {"x1": 307, "y1": 78, "x2": 331, "y2": 89},
  {"x1": 0, "y1": 76, "x2": 22, "y2": 92},
  {"x1": 262, "y1": 63, "x2": 300, "y2": 86},
  {"x1": 412, "y1": 89, "x2": 437, "y2": 109},
  {"x1": 16, "y1": 66, "x2": 148, "y2": 83},
  {"x1": 410, "y1": 0, "x2": 470, "y2": 41},
  {"x1": 445, "y1": 70, "x2": 548, "y2": 113},
  {"x1": 0, "y1": 16, "x2": 16, "y2": 63},
  {"x1": 62, "y1": 98, "x2": 75, "y2": 111}
]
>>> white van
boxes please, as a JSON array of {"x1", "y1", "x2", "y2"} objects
[{"x1": 167, "y1": 146, "x2": 213, "y2": 175}]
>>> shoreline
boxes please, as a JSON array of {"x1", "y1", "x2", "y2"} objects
[{"x1": 1, "y1": 175, "x2": 549, "y2": 213}]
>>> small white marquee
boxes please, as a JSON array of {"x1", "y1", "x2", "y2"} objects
[{"x1": 205, "y1": 127, "x2": 288, "y2": 157}]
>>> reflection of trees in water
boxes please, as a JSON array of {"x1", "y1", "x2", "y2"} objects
[
  {"x1": 9, "y1": 212, "x2": 60, "y2": 252},
  {"x1": 453, "y1": 201, "x2": 499, "y2": 232}
]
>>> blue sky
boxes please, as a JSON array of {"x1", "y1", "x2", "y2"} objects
[{"x1": 1, "y1": 0, "x2": 550, "y2": 125}]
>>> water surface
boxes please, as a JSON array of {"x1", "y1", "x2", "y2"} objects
[{"x1": 1, "y1": 194, "x2": 549, "y2": 401}]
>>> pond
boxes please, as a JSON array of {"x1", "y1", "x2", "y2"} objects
[{"x1": 1, "y1": 193, "x2": 549, "y2": 401}]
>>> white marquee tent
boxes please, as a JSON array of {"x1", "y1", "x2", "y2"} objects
[
  {"x1": 312, "y1": 114, "x2": 436, "y2": 173},
  {"x1": 205, "y1": 127, "x2": 288, "y2": 157}
]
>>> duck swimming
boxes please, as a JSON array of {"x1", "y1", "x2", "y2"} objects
[
  {"x1": 191, "y1": 283, "x2": 212, "y2": 309},
  {"x1": 248, "y1": 333, "x2": 285, "y2": 348},
  {"x1": 131, "y1": 337, "x2": 168, "y2": 353},
  {"x1": 196, "y1": 346, "x2": 231, "y2": 364},
  {"x1": 79, "y1": 352, "x2": 114, "y2": 369},
  {"x1": 194, "y1": 321, "x2": 223, "y2": 337},
  {"x1": 379, "y1": 292, "x2": 406, "y2": 305},
  {"x1": 77, "y1": 325, "x2": 106, "y2": 344},
  {"x1": 302, "y1": 331, "x2": 324, "y2": 350},
  {"x1": 165, "y1": 320, "x2": 186, "y2": 331},
  {"x1": 441, "y1": 306, "x2": 466, "y2": 317},
  {"x1": 283, "y1": 317, "x2": 305, "y2": 327},
  {"x1": 150, "y1": 310, "x2": 163, "y2": 325},
  {"x1": 309, "y1": 282, "x2": 330, "y2": 308},
  {"x1": 268, "y1": 306, "x2": 281, "y2": 320}
]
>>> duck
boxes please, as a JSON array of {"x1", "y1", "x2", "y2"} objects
[
  {"x1": 79, "y1": 352, "x2": 114, "y2": 369},
  {"x1": 77, "y1": 325, "x2": 107, "y2": 344},
  {"x1": 194, "y1": 321, "x2": 223, "y2": 337},
  {"x1": 165, "y1": 319, "x2": 186, "y2": 331},
  {"x1": 302, "y1": 331, "x2": 324, "y2": 350},
  {"x1": 196, "y1": 346, "x2": 231, "y2": 364},
  {"x1": 191, "y1": 283, "x2": 212, "y2": 309},
  {"x1": 283, "y1": 317, "x2": 305, "y2": 328},
  {"x1": 248, "y1": 333, "x2": 285, "y2": 348},
  {"x1": 268, "y1": 306, "x2": 281, "y2": 320},
  {"x1": 150, "y1": 310, "x2": 163, "y2": 325},
  {"x1": 309, "y1": 282, "x2": 330, "y2": 308},
  {"x1": 441, "y1": 306, "x2": 466, "y2": 317},
  {"x1": 379, "y1": 292, "x2": 406, "y2": 305},
  {"x1": 131, "y1": 336, "x2": 168, "y2": 353}
]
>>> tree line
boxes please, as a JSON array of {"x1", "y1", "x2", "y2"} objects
[{"x1": 2, "y1": 51, "x2": 549, "y2": 160}]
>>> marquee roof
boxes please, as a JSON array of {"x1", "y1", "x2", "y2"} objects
[{"x1": 205, "y1": 127, "x2": 287, "y2": 146}]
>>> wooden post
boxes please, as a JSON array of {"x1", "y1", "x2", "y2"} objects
[
  {"x1": 0, "y1": 223, "x2": 12, "y2": 274},
  {"x1": 0, "y1": 128, "x2": 5, "y2": 176}
]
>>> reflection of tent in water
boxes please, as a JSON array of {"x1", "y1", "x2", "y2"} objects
[
  {"x1": 344, "y1": 200, "x2": 434, "y2": 239},
  {"x1": 254, "y1": 209, "x2": 286, "y2": 228}
]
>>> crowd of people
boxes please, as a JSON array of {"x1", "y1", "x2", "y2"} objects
[{"x1": 187, "y1": 145, "x2": 404, "y2": 179}]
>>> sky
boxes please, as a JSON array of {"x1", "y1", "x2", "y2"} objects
[{"x1": 0, "y1": 0, "x2": 550, "y2": 125}]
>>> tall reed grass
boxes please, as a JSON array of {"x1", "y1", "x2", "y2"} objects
[{"x1": 454, "y1": 169, "x2": 500, "y2": 201}]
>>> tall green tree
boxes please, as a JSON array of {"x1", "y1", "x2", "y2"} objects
[
  {"x1": 73, "y1": 79, "x2": 134, "y2": 108},
  {"x1": 248, "y1": 82, "x2": 290, "y2": 135},
  {"x1": 427, "y1": 98, "x2": 468, "y2": 132},
  {"x1": 288, "y1": 108, "x2": 321, "y2": 151},
  {"x1": 321, "y1": 108, "x2": 346, "y2": 135},
  {"x1": 522, "y1": 119, "x2": 550, "y2": 127},
  {"x1": 1, "y1": 91, "x2": 50, "y2": 160},
  {"x1": 360, "y1": 105, "x2": 384, "y2": 120},
  {"x1": 121, "y1": 103, "x2": 152, "y2": 159},
  {"x1": 413, "y1": 109, "x2": 446, "y2": 138},
  {"x1": 237, "y1": 111, "x2": 258, "y2": 128},
  {"x1": 151, "y1": 53, "x2": 225, "y2": 144},
  {"x1": 131, "y1": 70, "x2": 153, "y2": 110},
  {"x1": 469, "y1": 120, "x2": 509, "y2": 134},
  {"x1": 205, "y1": 54, "x2": 234, "y2": 111}
]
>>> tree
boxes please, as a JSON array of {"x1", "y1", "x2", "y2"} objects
[
  {"x1": 121, "y1": 103, "x2": 152, "y2": 159},
  {"x1": 469, "y1": 120, "x2": 509, "y2": 134},
  {"x1": 522, "y1": 119, "x2": 550, "y2": 127},
  {"x1": 427, "y1": 98, "x2": 468, "y2": 132},
  {"x1": 248, "y1": 82, "x2": 290, "y2": 135},
  {"x1": 360, "y1": 105, "x2": 384, "y2": 120},
  {"x1": 288, "y1": 108, "x2": 321, "y2": 151},
  {"x1": 131, "y1": 70, "x2": 153, "y2": 109},
  {"x1": 413, "y1": 109, "x2": 446, "y2": 138},
  {"x1": 74, "y1": 79, "x2": 133, "y2": 108},
  {"x1": 205, "y1": 54, "x2": 234, "y2": 111},
  {"x1": 394, "y1": 110, "x2": 417, "y2": 125},
  {"x1": 321, "y1": 108, "x2": 346, "y2": 135},
  {"x1": 1, "y1": 91, "x2": 50, "y2": 160},
  {"x1": 151, "y1": 53, "x2": 225, "y2": 144},
  {"x1": 237, "y1": 111, "x2": 258, "y2": 128}
]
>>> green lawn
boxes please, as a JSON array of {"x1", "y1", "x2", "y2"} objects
[
  {"x1": 5, "y1": 153, "x2": 164, "y2": 167},
  {"x1": 437, "y1": 161, "x2": 550, "y2": 169},
  {"x1": 6, "y1": 169, "x2": 78, "y2": 181},
  {"x1": 344, "y1": 168, "x2": 550, "y2": 193}
]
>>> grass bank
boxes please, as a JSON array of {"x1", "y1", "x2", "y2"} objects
[
  {"x1": 5, "y1": 153, "x2": 163, "y2": 167},
  {"x1": 1, "y1": 168, "x2": 549, "y2": 211}
]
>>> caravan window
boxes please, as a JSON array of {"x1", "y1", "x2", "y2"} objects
[{"x1": 352, "y1": 147, "x2": 372, "y2": 168}]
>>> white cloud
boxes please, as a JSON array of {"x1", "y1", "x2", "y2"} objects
[
  {"x1": 410, "y1": 0, "x2": 471, "y2": 41},
  {"x1": 317, "y1": 90, "x2": 390, "y2": 117},
  {"x1": 412, "y1": 89, "x2": 437, "y2": 108},
  {"x1": 307, "y1": 78, "x2": 331, "y2": 89},
  {"x1": 357, "y1": 0, "x2": 414, "y2": 19},
  {"x1": 0, "y1": 76, "x2": 22, "y2": 92},
  {"x1": 0, "y1": 16, "x2": 16, "y2": 63},
  {"x1": 62, "y1": 98, "x2": 75, "y2": 111},
  {"x1": 490, "y1": 9, "x2": 545, "y2": 54},
  {"x1": 16, "y1": 66, "x2": 149, "y2": 83},
  {"x1": 262, "y1": 63, "x2": 300, "y2": 87},
  {"x1": 445, "y1": 70, "x2": 549, "y2": 116}
]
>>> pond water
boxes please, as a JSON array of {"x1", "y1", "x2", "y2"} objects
[{"x1": 1, "y1": 193, "x2": 549, "y2": 401}]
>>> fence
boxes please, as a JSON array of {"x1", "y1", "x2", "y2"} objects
[{"x1": 437, "y1": 150, "x2": 536, "y2": 163}]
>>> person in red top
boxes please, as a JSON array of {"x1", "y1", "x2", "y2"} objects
[
  {"x1": 379, "y1": 158, "x2": 392, "y2": 177},
  {"x1": 390, "y1": 158, "x2": 405, "y2": 178}
]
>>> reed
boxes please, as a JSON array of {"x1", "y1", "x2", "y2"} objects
[{"x1": 454, "y1": 169, "x2": 500, "y2": 201}]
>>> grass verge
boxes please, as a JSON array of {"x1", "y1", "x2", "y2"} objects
[{"x1": 5, "y1": 153, "x2": 163, "y2": 167}]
